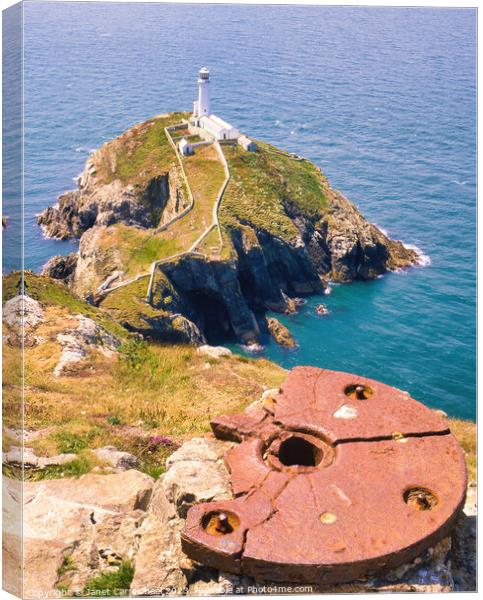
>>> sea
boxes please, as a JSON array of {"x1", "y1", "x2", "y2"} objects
[{"x1": 4, "y1": 2, "x2": 476, "y2": 420}]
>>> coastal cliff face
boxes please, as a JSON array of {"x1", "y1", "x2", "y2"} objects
[
  {"x1": 39, "y1": 114, "x2": 418, "y2": 344},
  {"x1": 38, "y1": 116, "x2": 191, "y2": 240}
]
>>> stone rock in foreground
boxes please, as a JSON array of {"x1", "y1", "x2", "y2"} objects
[
  {"x1": 54, "y1": 314, "x2": 120, "y2": 376},
  {"x1": 3, "y1": 447, "x2": 77, "y2": 469},
  {"x1": 3, "y1": 470, "x2": 154, "y2": 598},
  {"x1": 2, "y1": 428, "x2": 476, "y2": 598},
  {"x1": 3, "y1": 295, "x2": 44, "y2": 347},
  {"x1": 93, "y1": 446, "x2": 140, "y2": 471}
]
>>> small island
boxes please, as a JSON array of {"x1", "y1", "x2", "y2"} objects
[{"x1": 38, "y1": 67, "x2": 417, "y2": 348}]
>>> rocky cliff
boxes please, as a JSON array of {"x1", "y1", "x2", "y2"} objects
[{"x1": 39, "y1": 114, "x2": 418, "y2": 344}]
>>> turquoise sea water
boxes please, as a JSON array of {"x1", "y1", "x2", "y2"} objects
[{"x1": 5, "y1": 3, "x2": 476, "y2": 419}]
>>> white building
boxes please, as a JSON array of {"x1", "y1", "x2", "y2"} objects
[
  {"x1": 178, "y1": 138, "x2": 193, "y2": 156},
  {"x1": 192, "y1": 66, "x2": 210, "y2": 118},
  {"x1": 238, "y1": 134, "x2": 258, "y2": 152},
  {"x1": 192, "y1": 67, "x2": 239, "y2": 141},
  {"x1": 199, "y1": 114, "x2": 239, "y2": 141}
]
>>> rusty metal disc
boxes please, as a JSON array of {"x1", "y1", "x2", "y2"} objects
[{"x1": 181, "y1": 367, "x2": 467, "y2": 584}]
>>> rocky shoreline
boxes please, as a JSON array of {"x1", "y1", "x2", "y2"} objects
[{"x1": 38, "y1": 114, "x2": 418, "y2": 346}]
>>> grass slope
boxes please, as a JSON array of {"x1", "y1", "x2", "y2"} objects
[
  {"x1": 3, "y1": 272, "x2": 287, "y2": 478},
  {"x1": 94, "y1": 112, "x2": 190, "y2": 186},
  {"x1": 220, "y1": 141, "x2": 328, "y2": 242}
]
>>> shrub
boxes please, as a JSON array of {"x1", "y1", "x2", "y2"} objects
[{"x1": 83, "y1": 561, "x2": 134, "y2": 597}]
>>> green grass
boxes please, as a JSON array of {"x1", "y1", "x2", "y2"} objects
[
  {"x1": 98, "y1": 113, "x2": 189, "y2": 186},
  {"x1": 10, "y1": 454, "x2": 95, "y2": 482},
  {"x1": 112, "y1": 226, "x2": 181, "y2": 276},
  {"x1": 57, "y1": 553, "x2": 78, "y2": 578},
  {"x1": 4, "y1": 271, "x2": 129, "y2": 341},
  {"x1": 53, "y1": 430, "x2": 89, "y2": 454},
  {"x1": 116, "y1": 338, "x2": 192, "y2": 395},
  {"x1": 220, "y1": 142, "x2": 328, "y2": 242},
  {"x1": 259, "y1": 141, "x2": 328, "y2": 219},
  {"x1": 99, "y1": 276, "x2": 169, "y2": 332},
  {"x1": 83, "y1": 561, "x2": 134, "y2": 597},
  {"x1": 142, "y1": 464, "x2": 166, "y2": 480}
]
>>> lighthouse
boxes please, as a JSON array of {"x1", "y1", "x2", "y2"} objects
[
  {"x1": 190, "y1": 67, "x2": 255, "y2": 146},
  {"x1": 193, "y1": 66, "x2": 210, "y2": 118}
]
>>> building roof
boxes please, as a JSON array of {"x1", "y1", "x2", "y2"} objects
[{"x1": 206, "y1": 114, "x2": 237, "y2": 131}]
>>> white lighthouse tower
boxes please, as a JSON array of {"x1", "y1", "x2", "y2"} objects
[
  {"x1": 190, "y1": 67, "x2": 247, "y2": 144},
  {"x1": 193, "y1": 66, "x2": 210, "y2": 118}
]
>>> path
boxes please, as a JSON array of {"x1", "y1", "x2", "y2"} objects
[{"x1": 96, "y1": 124, "x2": 230, "y2": 305}]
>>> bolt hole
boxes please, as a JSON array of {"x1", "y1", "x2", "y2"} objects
[
  {"x1": 344, "y1": 384, "x2": 373, "y2": 400},
  {"x1": 202, "y1": 510, "x2": 240, "y2": 536},
  {"x1": 278, "y1": 436, "x2": 323, "y2": 467},
  {"x1": 404, "y1": 487, "x2": 438, "y2": 511}
]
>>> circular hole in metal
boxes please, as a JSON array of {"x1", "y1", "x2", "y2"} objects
[
  {"x1": 278, "y1": 436, "x2": 323, "y2": 467},
  {"x1": 403, "y1": 487, "x2": 438, "y2": 511},
  {"x1": 202, "y1": 510, "x2": 240, "y2": 536},
  {"x1": 344, "y1": 384, "x2": 373, "y2": 400}
]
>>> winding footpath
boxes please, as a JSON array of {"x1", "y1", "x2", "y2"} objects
[{"x1": 96, "y1": 124, "x2": 230, "y2": 305}]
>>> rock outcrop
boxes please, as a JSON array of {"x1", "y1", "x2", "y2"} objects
[
  {"x1": 37, "y1": 123, "x2": 190, "y2": 240},
  {"x1": 266, "y1": 317, "x2": 296, "y2": 347},
  {"x1": 41, "y1": 253, "x2": 78, "y2": 283},
  {"x1": 3, "y1": 295, "x2": 44, "y2": 347},
  {"x1": 3, "y1": 470, "x2": 154, "y2": 598},
  {"x1": 54, "y1": 314, "x2": 120, "y2": 376}
]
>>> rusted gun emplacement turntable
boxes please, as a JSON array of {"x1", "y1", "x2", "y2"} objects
[{"x1": 181, "y1": 367, "x2": 467, "y2": 584}]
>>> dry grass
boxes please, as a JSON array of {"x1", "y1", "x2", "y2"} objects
[
  {"x1": 3, "y1": 275, "x2": 475, "y2": 484},
  {"x1": 5, "y1": 321, "x2": 476, "y2": 483},
  {"x1": 448, "y1": 418, "x2": 477, "y2": 483},
  {"x1": 6, "y1": 320, "x2": 286, "y2": 476}
]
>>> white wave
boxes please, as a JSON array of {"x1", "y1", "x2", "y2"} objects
[
  {"x1": 403, "y1": 243, "x2": 432, "y2": 267},
  {"x1": 452, "y1": 179, "x2": 468, "y2": 186},
  {"x1": 323, "y1": 286, "x2": 332, "y2": 295},
  {"x1": 373, "y1": 223, "x2": 389, "y2": 237},
  {"x1": 241, "y1": 343, "x2": 265, "y2": 354},
  {"x1": 38, "y1": 223, "x2": 57, "y2": 240}
]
